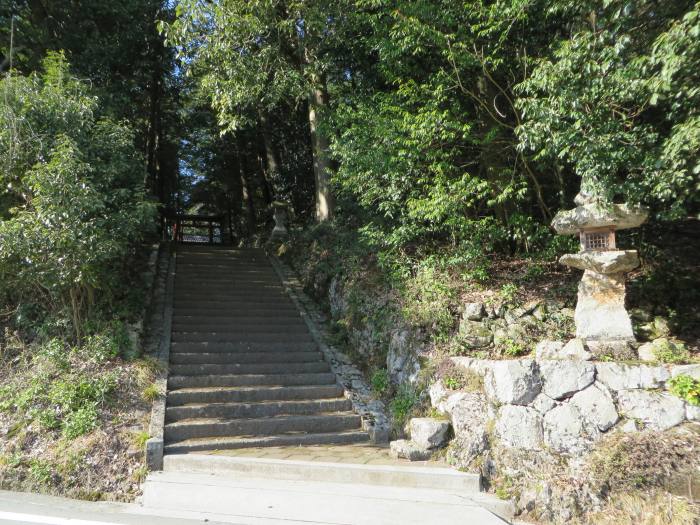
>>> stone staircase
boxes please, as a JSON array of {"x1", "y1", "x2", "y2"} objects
[{"x1": 164, "y1": 245, "x2": 369, "y2": 454}]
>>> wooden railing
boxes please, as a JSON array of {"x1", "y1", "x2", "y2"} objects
[{"x1": 168, "y1": 214, "x2": 225, "y2": 244}]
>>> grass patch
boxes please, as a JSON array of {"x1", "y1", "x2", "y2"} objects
[
  {"x1": 588, "y1": 430, "x2": 700, "y2": 493},
  {"x1": 575, "y1": 491, "x2": 699, "y2": 525},
  {"x1": 436, "y1": 358, "x2": 483, "y2": 392},
  {"x1": 141, "y1": 383, "x2": 160, "y2": 402}
]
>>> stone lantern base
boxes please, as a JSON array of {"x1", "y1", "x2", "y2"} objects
[{"x1": 560, "y1": 250, "x2": 639, "y2": 342}]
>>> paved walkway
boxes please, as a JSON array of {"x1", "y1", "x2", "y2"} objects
[
  {"x1": 140, "y1": 471, "x2": 508, "y2": 525},
  {"x1": 0, "y1": 490, "x2": 226, "y2": 525},
  {"x1": 0, "y1": 483, "x2": 508, "y2": 525}
]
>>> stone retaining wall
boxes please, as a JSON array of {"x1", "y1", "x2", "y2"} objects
[{"x1": 431, "y1": 357, "x2": 700, "y2": 458}]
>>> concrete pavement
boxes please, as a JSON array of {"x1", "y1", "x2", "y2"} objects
[
  {"x1": 0, "y1": 490, "x2": 222, "y2": 525},
  {"x1": 0, "y1": 477, "x2": 508, "y2": 525}
]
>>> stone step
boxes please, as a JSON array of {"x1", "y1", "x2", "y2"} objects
[
  {"x1": 170, "y1": 323, "x2": 309, "y2": 334},
  {"x1": 174, "y1": 285, "x2": 284, "y2": 292},
  {"x1": 172, "y1": 299, "x2": 295, "y2": 309},
  {"x1": 170, "y1": 341, "x2": 318, "y2": 353},
  {"x1": 174, "y1": 274, "x2": 279, "y2": 281},
  {"x1": 176, "y1": 264, "x2": 273, "y2": 272},
  {"x1": 161, "y1": 454, "x2": 482, "y2": 493},
  {"x1": 168, "y1": 372, "x2": 338, "y2": 390},
  {"x1": 169, "y1": 361, "x2": 330, "y2": 376},
  {"x1": 165, "y1": 398, "x2": 352, "y2": 422},
  {"x1": 171, "y1": 332, "x2": 314, "y2": 343},
  {"x1": 172, "y1": 307, "x2": 300, "y2": 317},
  {"x1": 166, "y1": 384, "x2": 345, "y2": 406},
  {"x1": 171, "y1": 315, "x2": 303, "y2": 324},
  {"x1": 174, "y1": 283, "x2": 284, "y2": 290},
  {"x1": 164, "y1": 412, "x2": 362, "y2": 441},
  {"x1": 175, "y1": 290, "x2": 289, "y2": 305},
  {"x1": 163, "y1": 430, "x2": 370, "y2": 454},
  {"x1": 169, "y1": 351, "x2": 323, "y2": 365}
]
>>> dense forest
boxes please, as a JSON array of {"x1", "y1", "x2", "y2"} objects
[{"x1": 0, "y1": 0, "x2": 699, "y2": 517}]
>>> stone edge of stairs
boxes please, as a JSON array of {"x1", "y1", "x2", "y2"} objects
[
  {"x1": 266, "y1": 254, "x2": 391, "y2": 443},
  {"x1": 145, "y1": 244, "x2": 177, "y2": 471}
]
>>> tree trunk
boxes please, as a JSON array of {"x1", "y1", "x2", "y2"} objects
[
  {"x1": 236, "y1": 135, "x2": 256, "y2": 235},
  {"x1": 307, "y1": 82, "x2": 334, "y2": 222},
  {"x1": 259, "y1": 112, "x2": 282, "y2": 202}
]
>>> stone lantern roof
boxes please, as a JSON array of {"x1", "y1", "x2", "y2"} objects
[{"x1": 551, "y1": 202, "x2": 648, "y2": 236}]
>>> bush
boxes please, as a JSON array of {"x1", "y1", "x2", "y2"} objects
[
  {"x1": 653, "y1": 340, "x2": 691, "y2": 364},
  {"x1": 390, "y1": 384, "x2": 419, "y2": 428},
  {"x1": 0, "y1": 53, "x2": 155, "y2": 340},
  {"x1": 668, "y1": 375, "x2": 700, "y2": 406},
  {"x1": 63, "y1": 406, "x2": 99, "y2": 439},
  {"x1": 401, "y1": 263, "x2": 455, "y2": 337},
  {"x1": 370, "y1": 369, "x2": 390, "y2": 396}
]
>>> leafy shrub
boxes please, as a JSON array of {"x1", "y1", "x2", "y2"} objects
[
  {"x1": 370, "y1": 369, "x2": 390, "y2": 396},
  {"x1": 653, "y1": 340, "x2": 690, "y2": 364},
  {"x1": 501, "y1": 338, "x2": 528, "y2": 358},
  {"x1": 132, "y1": 431, "x2": 150, "y2": 450},
  {"x1": 28, "y1": 459, "x2": 53, "y2": 485},
  {"x1": 0, "y1": 53, "x2": 156, "y2": 340},
  {"x1": 499, "y1": 283, "x2": 520, "y2": 304},
  {"x1": 390, "y1": 384, "x2": 419, "y2": 428},
  {"x1": 402, "y1": 263, "x2": 455, "y2": 336},
  {"x1": 63, "y1": 406, "x2": 99, "y2": 439},
  {"x1": 668, "y1": 375, "x2": 700, "y2": 406}
]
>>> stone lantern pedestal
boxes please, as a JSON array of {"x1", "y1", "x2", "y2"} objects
[{"x1": 552, "y1": 195, "x2": 647, "y2": 342}]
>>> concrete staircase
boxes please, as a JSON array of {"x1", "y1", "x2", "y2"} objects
[{"x1": 164, "y1": 245, "x2": 369, "y2": 454}]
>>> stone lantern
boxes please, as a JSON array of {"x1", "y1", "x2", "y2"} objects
[
  {"x1": 267, "y1": 200, "x2": 290, "y2": 245},
  {"x1": 552, "y1": 192, "x2": 648, "y2": 342}
]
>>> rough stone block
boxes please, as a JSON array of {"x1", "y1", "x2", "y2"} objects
[
  {"x1": 459, "y1": 320, "x2": 493, "y2": 348},
  {"x1": 543, "y1": 404, "x2": 599, "y2": 453},
  {"x1": 671, "y1": 364, "x2": 700, "y2": 381},
  {"x1": 496, "y1": 405, "x2": 543, "y2": 450},
  {"x1": 485, "y1": 360, "x2": 541, "y2": 406},
  {"x1": 539, "y1": 360, "x2": 595, "y2": 400},
  {"x1": 410, "y1": 418, "x2": 451, "y2": 450},
  {"x1": 531, "y1": 393, "x2": 557, "y2": 415},
  {"x1": 534, "y1": 340, "x2": 565, "y2": 360},
  {"x1": 616, "y1": 390, "x2": 686, "y2": 431},
  {"x1": 596, "y1": 363, "x2": 669, "y2": 391},
  {"x1": 569, "y1": 382, "x2": 618, "y2": 431},
  {"x1": 686, "y1": 404, "x2": 700, "y2": 422},
  {"x1": 389, "y1": 439, "x2": 432, "y2": 461},
  {"x1": 463, "y1": 302, "x2": 486, "y2": 321},
  {"x1": 559, "y1": 338, "x2": 593, "y2": 360},
  {"x1": 449, "y1": 392, "x2": 491, "y2": 463}
]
